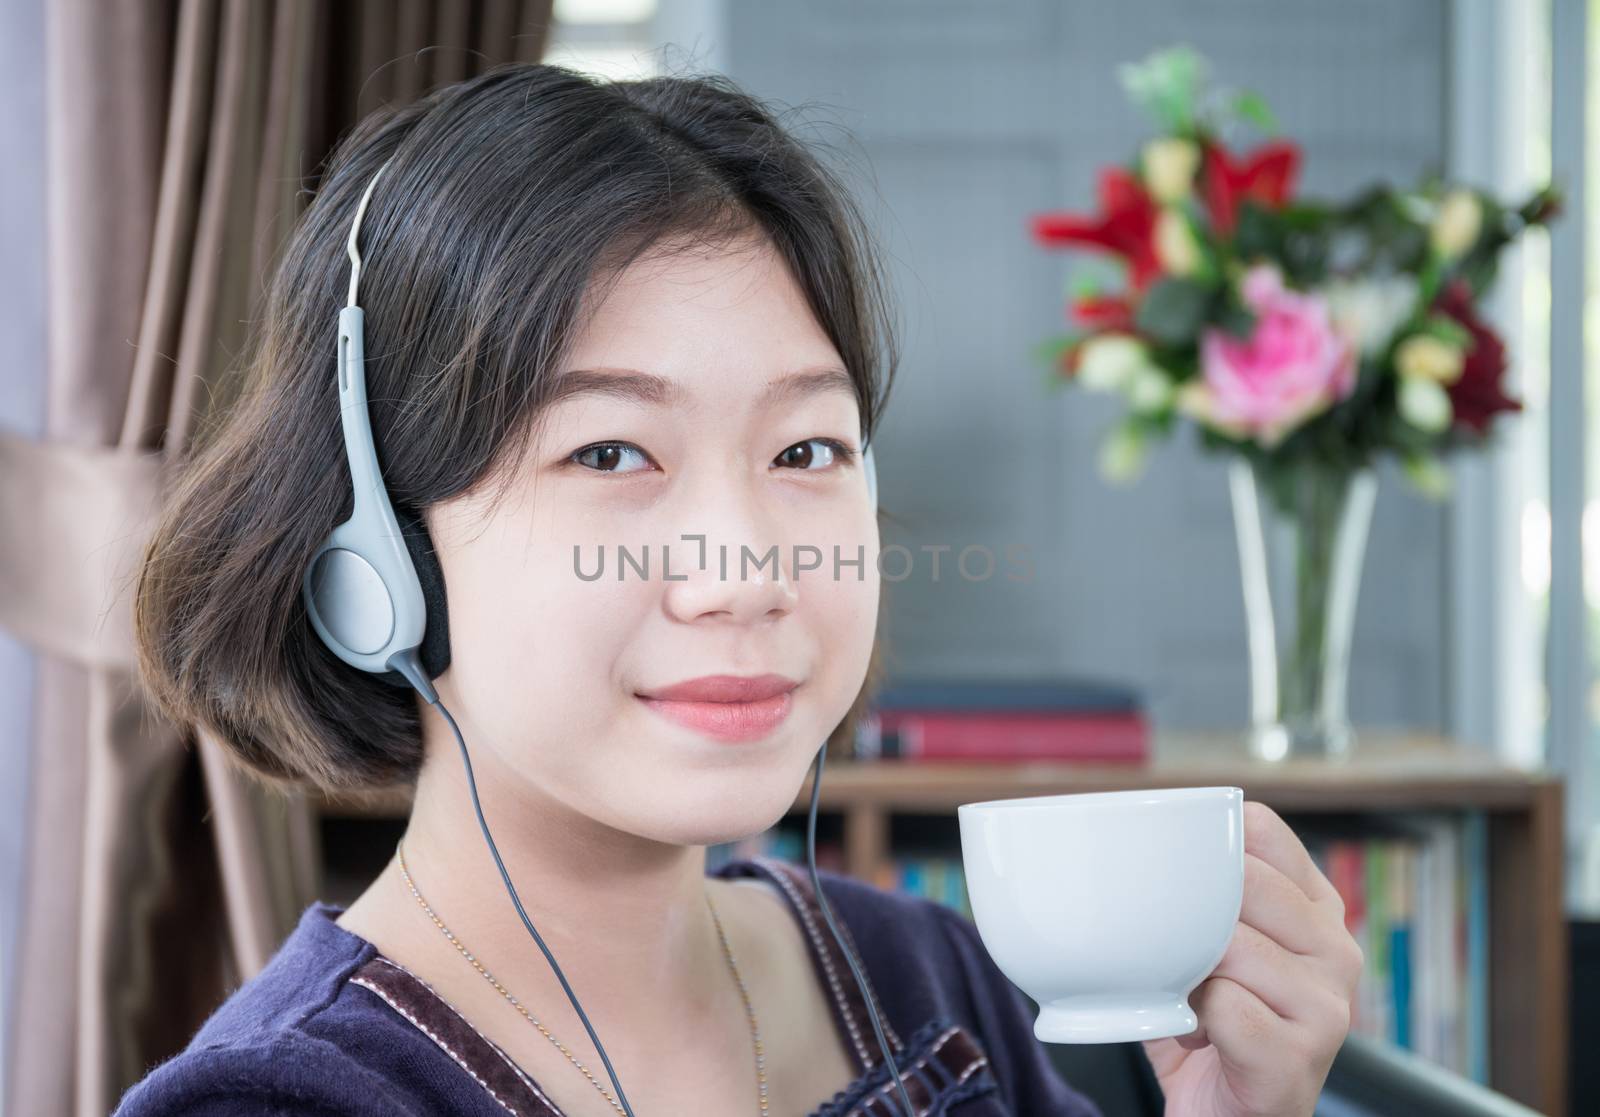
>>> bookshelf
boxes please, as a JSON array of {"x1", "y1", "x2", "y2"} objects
[{"x1": 313, "y1": 730, "x2": 1566, "y2": 1116}]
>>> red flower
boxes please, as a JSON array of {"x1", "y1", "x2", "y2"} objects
[
  {"x1": 1201, "y1": 139, "x2": 1301, "y2": 238},
  {"x1": 1433, "y1": 280, "x2": 1521, "y2": 434},
  {"x1": 1071, "y1": 293, "x2": 1137, "y2": 333},
  {"x1": 1031, "y1": 167, "x2": 1162, "y2": 290}
]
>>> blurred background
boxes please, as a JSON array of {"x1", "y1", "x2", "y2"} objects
[{"x1": 0, "y1": 1, "x2": 1595, "y2": 1115}]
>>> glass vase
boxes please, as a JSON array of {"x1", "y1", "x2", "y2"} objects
[{"x1": 1227, "y1": 458, "x2": 1378, "y2": 762}]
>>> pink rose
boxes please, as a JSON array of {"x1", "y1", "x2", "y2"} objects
[{"x1": 1186, "y1": 265, "x2": 1356, "y2": 446}]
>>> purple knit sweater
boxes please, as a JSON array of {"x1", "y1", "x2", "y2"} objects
[{"x1": 111, "y1": 857, "x2": 1113, "y2": 1115}]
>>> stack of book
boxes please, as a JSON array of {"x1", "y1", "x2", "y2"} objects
[
  {"x1": 706, "y1": 831, "x2": 973, "y2": 920},
  {"x1": 705, "y1": 828, "x2": 843, "y2": 874},
  {"x1": 854, "y1": 676, "x2": 1148, "y2": 764},
  {"x1": 1304, "y1": 814, "x2": 1489, "y2": 1082},
  {"x1": 873, "y1": 854, "x2": 972, "y2": 919}
]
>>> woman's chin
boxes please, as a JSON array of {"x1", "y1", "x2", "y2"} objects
[{"x1": 635, "y1": 776, "x2": 803, "y2": 850}]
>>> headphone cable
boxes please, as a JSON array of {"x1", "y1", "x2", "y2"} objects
[
  {"x1": 806, "y1": 740, "x2": 916, "y2": 1117},
  {"x1": 391, "y1": 650, "x2": 639, "y2": 1117},
  {"x1": 390, "y1": 649, "x2": 914, "y2": 1117}
]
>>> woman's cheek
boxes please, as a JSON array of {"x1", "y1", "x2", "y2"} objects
[
  {"x1": 809, "y1": 554, "x2": 879, "y2": 705},
  {"x1": 448, "y1": 547, "x2": 619, "y2": 733}
]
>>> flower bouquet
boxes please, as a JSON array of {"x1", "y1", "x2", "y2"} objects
[{"x1": 1030, "y1": 46, "x2": 1560, "y2": 759}]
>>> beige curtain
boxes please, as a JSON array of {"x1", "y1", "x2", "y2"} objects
[{"x1": 0, "y1": 3, "x2": 554, "y2": 1114}]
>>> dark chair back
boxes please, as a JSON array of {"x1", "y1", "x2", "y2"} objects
[
  {"x1": 1046, "y1": 1042, "x2": 1164, "y2": 1116},
  {"x1": 1044, "y1": 1032, "x2": 1546, "y2": 1117}
]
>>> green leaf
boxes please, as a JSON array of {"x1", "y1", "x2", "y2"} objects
[
  {"x1": 1097, "y1": 418, "x2": 1150, "y2": 484},
  {"x1": 1231, "y1": 89, "x2": 1277, "y2": 133},
  {"x1": 1118, "y1": 45, "x2": 1209, "y2": 134},
  {"x1": 1040, "y1": 358, "x2": 1067, "y2": 393},
  {"x1": 1134, "y1": 278, "x2": 1215, "y2": 346},
  {"x1": 1414, "y1": 255, "x2": 1443, "y2": 306},
  {"x1": 1217, "y1": 302, "x2": 1257, "y2": 339},
  {"x1": 1069, "y1": 273, "x2": 1106, "y2": 302},
  {"x1": 1403, "y1": 453, "x2": 1453, "y2": 500},
  {"x1": 1418, "y1": 315, "x2": 1473, "y2": 349},
  {"x1": 1517, "y1": 185, "x2": 1561, "y2": 226},
  {"x1": 1031, "y1": 334, "x2": 1079, "y2": 366},
  {"x1": 1234, "y1": 201, "x2": 1282, "y2": 260}
]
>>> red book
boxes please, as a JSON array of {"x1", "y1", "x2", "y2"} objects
[
  {"x1": 1329, "y1": 841, "x2": 1367, "y2": 938},
  {"x1": 877, "y1": 710, "x2": 1147, "y2": 763}
]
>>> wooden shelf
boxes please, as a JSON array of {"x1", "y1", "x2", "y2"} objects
[
  {"x1": 796, "y1": 730, "x2": 1559, "y2": 814},
  {"x1": 311, "y1": 729, "x2": 1567, "y2": 1114},
  {"x1": 313, "y1": 730, "x2": 1553, "y2": 819}
]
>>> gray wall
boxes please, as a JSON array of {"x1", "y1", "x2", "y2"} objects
[{"x1": 725, "y1": 0, "x2": 1450, "y2": 732}]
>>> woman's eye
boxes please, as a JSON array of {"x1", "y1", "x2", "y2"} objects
[
  {"x1": 572, "y1": 442, "x2": 654, "y2": 473},
  {"x1": 775, "y1": 438, "x2": 856, "y2": 471}
]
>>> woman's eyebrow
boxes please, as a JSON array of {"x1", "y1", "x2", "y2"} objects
[
  {"x1": 763, "y1": 366, "x2": 857, "y2": 407},
  {"x1": 548, "y1": 365, "x2": 855, "y2": 408}
]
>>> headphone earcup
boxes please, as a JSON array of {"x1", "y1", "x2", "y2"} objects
[{"x1": 373, "y1": 504, "x2": 452, "y2": 688}]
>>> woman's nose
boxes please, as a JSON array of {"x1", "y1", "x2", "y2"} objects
[
  {"x1": 660, "y1": 534, "x2": 801, "y2": 625},
  {"x1": 658, "y1": 485, "x2": 802, "y2": 625}
]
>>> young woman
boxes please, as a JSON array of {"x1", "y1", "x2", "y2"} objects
[{"x1": 114, "y1": 64, "x2": 1360, "y2": 1117}]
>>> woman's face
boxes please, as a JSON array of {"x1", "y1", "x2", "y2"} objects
[{"x1": 423, "y1": 232, "x2": 880, "y2": 846}]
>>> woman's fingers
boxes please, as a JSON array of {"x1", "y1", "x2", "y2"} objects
[
  {"x1": 1181, "y1": 975, "x2": 1337, "y2": 1115},
  {"x1": 1178, "y1": 975, "x2": 1292, "y2": 1073},
  {"x1": 1156, "y1": 802, "x2": 1362, "y2": 1115},
  {"x1": 1244, "y1": 801, "x2": 1343, "y2": 906},
  {"x1": 1242, "y1": 853, "x2": 1365, "y2": 993},
  {"x1": 1240, "y1": 853, "x2": 1339, "y2": 952},
  {"x1": 1195, "y1": 920, "x2": 1353, "y2": 1036}
]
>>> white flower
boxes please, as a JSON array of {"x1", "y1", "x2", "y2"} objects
[
  {"x1": 1431, "y1": 189, "x2": 1483, "y2": 260},
  {"x1": 1154, "y1": 209, "x2": 1202, "y2": 276},
  {"x1": 1395, "y1": 334, "x2": 1465, "y2": 384},
  {"x1": 1128, "y1": 365, "x2": 1175, "y2": 414},
  {"x1": 1398, "y1": 376, "x2": 1453, "y2": 431},
  {"x1": 1076, "y1": 334, "x2": 1150, "y2": 393},
  {"x1": 1319, "y1": 274, "x2": 1417, "y2": 357},
  {"x1": 1142, "y1": 138, "x2": 1200, "y2": 204}
]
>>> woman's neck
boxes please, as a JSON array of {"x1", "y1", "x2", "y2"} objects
[
  {"x1": 392, "y1": 718, "x2": 733, "y2": 1032},
  {"x1": 333, "y1": 703, "x2": 854, "y2": 1112}
]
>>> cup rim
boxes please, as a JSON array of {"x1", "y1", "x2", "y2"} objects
[{"x1": 957, "y1": 785, "x2": 1243, "y2": 814}]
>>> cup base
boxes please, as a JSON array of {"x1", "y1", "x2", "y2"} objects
[{"x1": 1033, "y1": 993, "x2": 1198, "y2": 1044}]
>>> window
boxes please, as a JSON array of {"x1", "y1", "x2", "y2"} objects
[
  {"x1": 546, "y1": 0, "x2": 662, "y2": 81},
  {"x1": 1489, "y1": 0, "x2": 1596, "y2": 915}
]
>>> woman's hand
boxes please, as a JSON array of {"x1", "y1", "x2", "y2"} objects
[{"x1": 1141, "y1": 801, "x2": 1363, "y2": 1117}]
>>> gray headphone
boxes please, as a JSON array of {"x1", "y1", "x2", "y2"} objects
[
  {"x1": 301, "y1": 156, "x2": 878, "y2": 703},
  {"x1": 298, "y1": 155, "x2": 909, "y2": 1117}
]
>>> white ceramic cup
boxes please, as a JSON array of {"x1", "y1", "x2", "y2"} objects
[{"x1": 957, "y1": 785, "x2": 1245, "y2": 1044}]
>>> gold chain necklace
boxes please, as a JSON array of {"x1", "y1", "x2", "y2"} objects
[{"x1": 394, "y1": 839, "x2": 769, "y2": 1115}]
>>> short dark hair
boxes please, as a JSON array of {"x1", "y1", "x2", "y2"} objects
[{"x1": 133, "y1": 63, "x2": 899, "y2": 795}]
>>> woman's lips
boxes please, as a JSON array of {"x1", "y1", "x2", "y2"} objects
[
  {"x1": 636, "y1": 677, "x2": 797, "y2": 743},
  {"x1": 638, "y1": 692, "x2": 794, "y2": 742}
]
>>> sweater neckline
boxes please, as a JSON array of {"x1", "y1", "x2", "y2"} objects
[{"x1": 314, "y1": 856, "x2": 987, "y2": 1116}]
